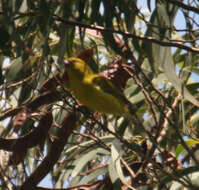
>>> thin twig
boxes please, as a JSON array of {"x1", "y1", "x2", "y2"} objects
[{"x1": 157, "y1": 94, "x2": 181, "y2": 143}]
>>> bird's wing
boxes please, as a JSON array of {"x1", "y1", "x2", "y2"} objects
[{"x1": 92, "y1": 75, "x2": 129, "y2": 104}]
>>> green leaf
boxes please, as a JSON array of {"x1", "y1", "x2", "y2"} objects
[
  {"x1": 91, "y1": 0, "x2": 102, "y2": 24},
  {"x1": 171, "y1": 171, "x2": 199, "y2": 190},
  {"x1": 0, "y1": 27, "x2": 10, "y2": 48},
  {"x1": 101, "y1": 1, "x2": 123, "y2": 55},
  {"x1": 143, "y1": 1, "x2": 199, "y2": 107},
  {"x1": 184, "y1": 66, "x2": 199, "y2": 75},
  {"x1": 101, "y1": 32, "x2": 122, "y2": 55},
  {"x1": 129, "y1": 91, "x2": 145, "y2": 104},
  {"x1": 65, "y1": 135, "x2": 114, "y2": 155},
  {"x1": 190, "y1": 112, "x2": 199, "y2": 126},
  {"x1": 108, "y1": 160, "x2": 122, "y2": 190},
  {"x1": 112, "y1": 143, "x2": 126, "y2": 181},
  {"x1": 159, "y1": 166, "x2": 199, "y2": 189},
  {"x1": 143, "y1": 1, "x2": 176, "y2": 66},
  {"x1": 6, "y1": 57, "x2": 23, "y2": 82},
  {"x1": 15, "y1": 0, "x2": 24, "y2": 11},
  {"x1": 147, "y1": 0, "x2": 151, "y2": 12},
  {"x1": 161, "y1": 48, "x2": 199, "y2": 107},
  {"x1": 111, "y1": 140, "x2": 132, "y2": 189},
  {"x1": 123, "y1": 0, "x2": 136, "y2": 33},
  {"x1": 71, "y1": 148, "x2": 109, "y2": 177},
  {"x1": 37, "y1": 1, "x2": 51, "y2": 36},
  {"x1": 187, "y1": 82, "x2": 199, "y2": 94},
  {"x1": 176, "y1": 139, "x2": 199, "y2": 158},
  {"x1": 18, "y1": 84, "x2": 33, "y2": 104},
  {"x1": 152, "y1": 73, "x2": 167, "y2": 86}
]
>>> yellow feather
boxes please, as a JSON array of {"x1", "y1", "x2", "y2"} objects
[{"x1": 65, "y1": 57, "x2": 132, "y2": 117}]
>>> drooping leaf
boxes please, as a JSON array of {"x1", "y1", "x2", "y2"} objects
[
  {"x1": 108, "y1": 160, "x2": 122, "y2": 190},
  {"x1": 123, "y1": 0, "x2": 137, "y2": 33},
  {"x1": 6, "y1": 57, "x2": 23, "y2": 82},
  {"x1": 101, "y1": 1, "x2": 123, "y2": 55},
  {"x1": 71, "y1": 148, "x2": 109, "y2": 177},
  {"x1": 161, "y1": 48, "x2": 199, "y2": 107},
  {"x1": 147, "y1": 0, "x2": 152, "y2": 12},
  {"x1": 159, "y1": 166, "x2": 199, "y2": 189},
  {"x1": 143, "y1": 2, "x2": 199, "y2": 107},
  {"x1": 111, "y1": 140, "x2": 132, "y2": 189}
]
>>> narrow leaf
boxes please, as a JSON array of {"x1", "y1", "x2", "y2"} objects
[
  {"x1": 71, "y1": 148, "x2": 109, "y2": 177},
  {"x1": 176, "y1": 139, "x2": 199, "y2": 158}
]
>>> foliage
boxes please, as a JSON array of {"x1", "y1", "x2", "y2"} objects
[{"x1": 0, "y1": 0, "x2": 199, "y2": 189}]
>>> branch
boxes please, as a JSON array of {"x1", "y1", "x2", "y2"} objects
[
  {"x1": 20, "y1": 112, "x2": 77, "y2": 190},
  {"x1": 157, "y1": 94, "x2": 181, "y2": 144},
  {"x1": 167, "y1": 0, "x2": 199, "y2": 15},
  {"x1": 0, "y1": 91, "x2": 62, "y2": 121},
  {"x1": 0, "y1": 112, "x2": 53, "y2": 152},
  {"x1": 36, "y1": 180, "x2": 103, "y2": 190},
  {"x1": 54, "y1": 15, "x2": 199, "y2": 53}
]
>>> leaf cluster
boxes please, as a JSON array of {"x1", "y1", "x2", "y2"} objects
[{"x1": 0, "y1": 0, "x2": 199, "y2": 190}]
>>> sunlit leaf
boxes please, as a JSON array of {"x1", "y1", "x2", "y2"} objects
[{"x1": 176, "y1": 139, "x2": 199, "y2": 158}]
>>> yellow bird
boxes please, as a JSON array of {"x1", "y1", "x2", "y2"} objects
[{"x1": 64, "y1": 57, "x2": 134, "y2": 118}]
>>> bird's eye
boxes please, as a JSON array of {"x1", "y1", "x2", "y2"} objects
[
  {"x1": 69, "y1": 60, "x2": 76, "y2": 64},
  {"x1": 68, "y1": 60, "x2": 77, "y2": 67}
]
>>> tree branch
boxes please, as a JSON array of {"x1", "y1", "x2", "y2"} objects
[
  {"x1": 20, "y1": 112, "x2": 77, "y2": 190},
  {"x1": 167, "y1": 0, "x2": 199, "y2": 15},
  {"x1": 54, "y1": 15, "x2": 199, "y2": 53}
]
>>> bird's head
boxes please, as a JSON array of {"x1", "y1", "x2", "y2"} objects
[{"x1": 64, "y1": 57, "x2": 93, "y2": 76}]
